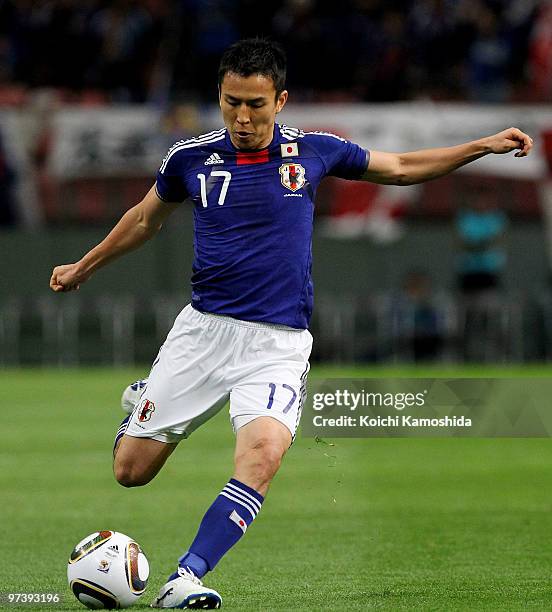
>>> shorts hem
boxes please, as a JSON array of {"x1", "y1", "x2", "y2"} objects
[
  {"x1": 123, "y1": 430, "x2": 184, "y2": 444},
  {"x1": 231, "y1": 413, "x2": 296, "y2": 438}
]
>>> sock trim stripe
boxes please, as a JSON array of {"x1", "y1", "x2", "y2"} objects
[
  {"x1": 221, "y1": 489, "x2": 258, "y2": 516},
  {"x1": 219, "y1": 491, "x2": 257, "y2": 520},
  {"x1": 116, "y1": 416, "x2": 130, "y2": 435},
  {"x1": 223, "y1": 487, "x2": 261, "y2": 516},
  {"x1": 228, "y1": 478, "x2": 264, "y2": 504},
  {"x1": 113, "y1": 416, "x2": 131, "y2": 453},
  {"x1": 224, "y1": 483, "x2": 262, "y2": 512}
]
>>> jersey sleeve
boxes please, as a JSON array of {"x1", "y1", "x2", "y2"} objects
[
  {"x1": 314, "y1": 133, "x2": 369, "y2": 180},
  {"x1": 155, "y1": 145, "x2": 190, "y2": 203}
]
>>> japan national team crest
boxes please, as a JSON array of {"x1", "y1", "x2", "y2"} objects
[
  {"x1": 279, "y1": 163, "x2": 306, "y2": 192},
  {"x1": 137, "y1": 399, "x2": 155, "y2": 422}
]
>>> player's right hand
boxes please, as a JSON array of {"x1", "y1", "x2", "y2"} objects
[{"x1": 50, "y1": 263, "x2": 88, "y2": 292}]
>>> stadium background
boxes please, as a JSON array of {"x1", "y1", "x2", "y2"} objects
[{"x1": 2, "y1": 1, "x2": 552, "y2": 610}]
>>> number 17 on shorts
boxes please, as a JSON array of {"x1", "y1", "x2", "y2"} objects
[{"x1": 229, "y1": 369, "x2": 309, "y2": 439}]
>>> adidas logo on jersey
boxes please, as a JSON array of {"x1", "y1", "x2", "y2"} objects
[{"x1": 204, "y1": 153, "x2": 224, "y2": 165}]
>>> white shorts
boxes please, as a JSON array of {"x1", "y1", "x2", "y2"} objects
[{"x1": 125, "y1": 305, "x2": 312, "y2": 444}]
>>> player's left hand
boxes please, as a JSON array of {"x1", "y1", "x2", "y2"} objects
[{"x1": 486, "y1": 127, "x2": 533, "y2": 158}]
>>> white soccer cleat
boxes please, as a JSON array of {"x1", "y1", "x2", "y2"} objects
[
  {"x1": 121, "y1": 378, "x2": 148, "y2": 415},
  {"x1": 151, "y1": 567, "x2": 222, "y2": 609}
]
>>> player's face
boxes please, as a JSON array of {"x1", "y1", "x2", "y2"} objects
[{"x1": 220, "y1": 72, "x2": 288, "y2": 150}]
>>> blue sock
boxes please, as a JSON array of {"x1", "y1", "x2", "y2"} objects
[
  {"x1": 175, "y1": 478, "x2": 264, "y2": 578},
  {"x1": 113, "y1": 415, "x2": 130, "y2": 454}
]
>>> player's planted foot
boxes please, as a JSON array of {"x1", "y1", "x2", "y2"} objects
[
  {"x1": 121, "y1": 378, "x2": 148, "y2": 414},
  {"x1": 151, "y1": 567, "x2": 222, "y2": 609}
]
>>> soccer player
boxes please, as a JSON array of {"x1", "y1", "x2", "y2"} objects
[{"x1": 50, "y1": 39, "x2": 532, "y2": 608}]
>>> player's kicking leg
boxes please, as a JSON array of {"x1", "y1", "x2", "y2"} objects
[
  {"x1": 151, "y1": 416, "x2": 290, "y2": 609},
  {"x1": 113, "y1": 434, "x2": 177, "y2": 487}
]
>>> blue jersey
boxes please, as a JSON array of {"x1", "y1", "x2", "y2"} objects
[{"x1": 156, "y1": 123, "x2": 368, "y2": 329}]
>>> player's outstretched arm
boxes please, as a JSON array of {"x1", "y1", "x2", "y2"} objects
[
  {"x1": 50, "y1": 184, "x2": 179, "y2": 292},
  {"x1": 362, "y1": 127, "x2": 533, "y2": 186}
]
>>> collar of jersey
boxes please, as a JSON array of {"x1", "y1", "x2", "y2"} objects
[{"x1": 224, "y1": 123, "x2": 282, "y2": 153}]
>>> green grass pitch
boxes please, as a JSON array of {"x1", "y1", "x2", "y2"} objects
[{"x1": 3, "y1": 366, "x2": 552, "y2": 610}]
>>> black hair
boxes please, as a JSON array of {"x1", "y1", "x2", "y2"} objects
[{"x1": 218, "y1": 38, "x2": 287, "y2": 96}]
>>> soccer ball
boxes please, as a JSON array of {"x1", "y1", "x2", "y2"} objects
[{"x1": 67, "y1": 531, "x2": 149, "y2": 609}]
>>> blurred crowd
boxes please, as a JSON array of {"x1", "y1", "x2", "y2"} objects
[{"x1": 0, "y1": 0, "x2": 551, "y2": 104}]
